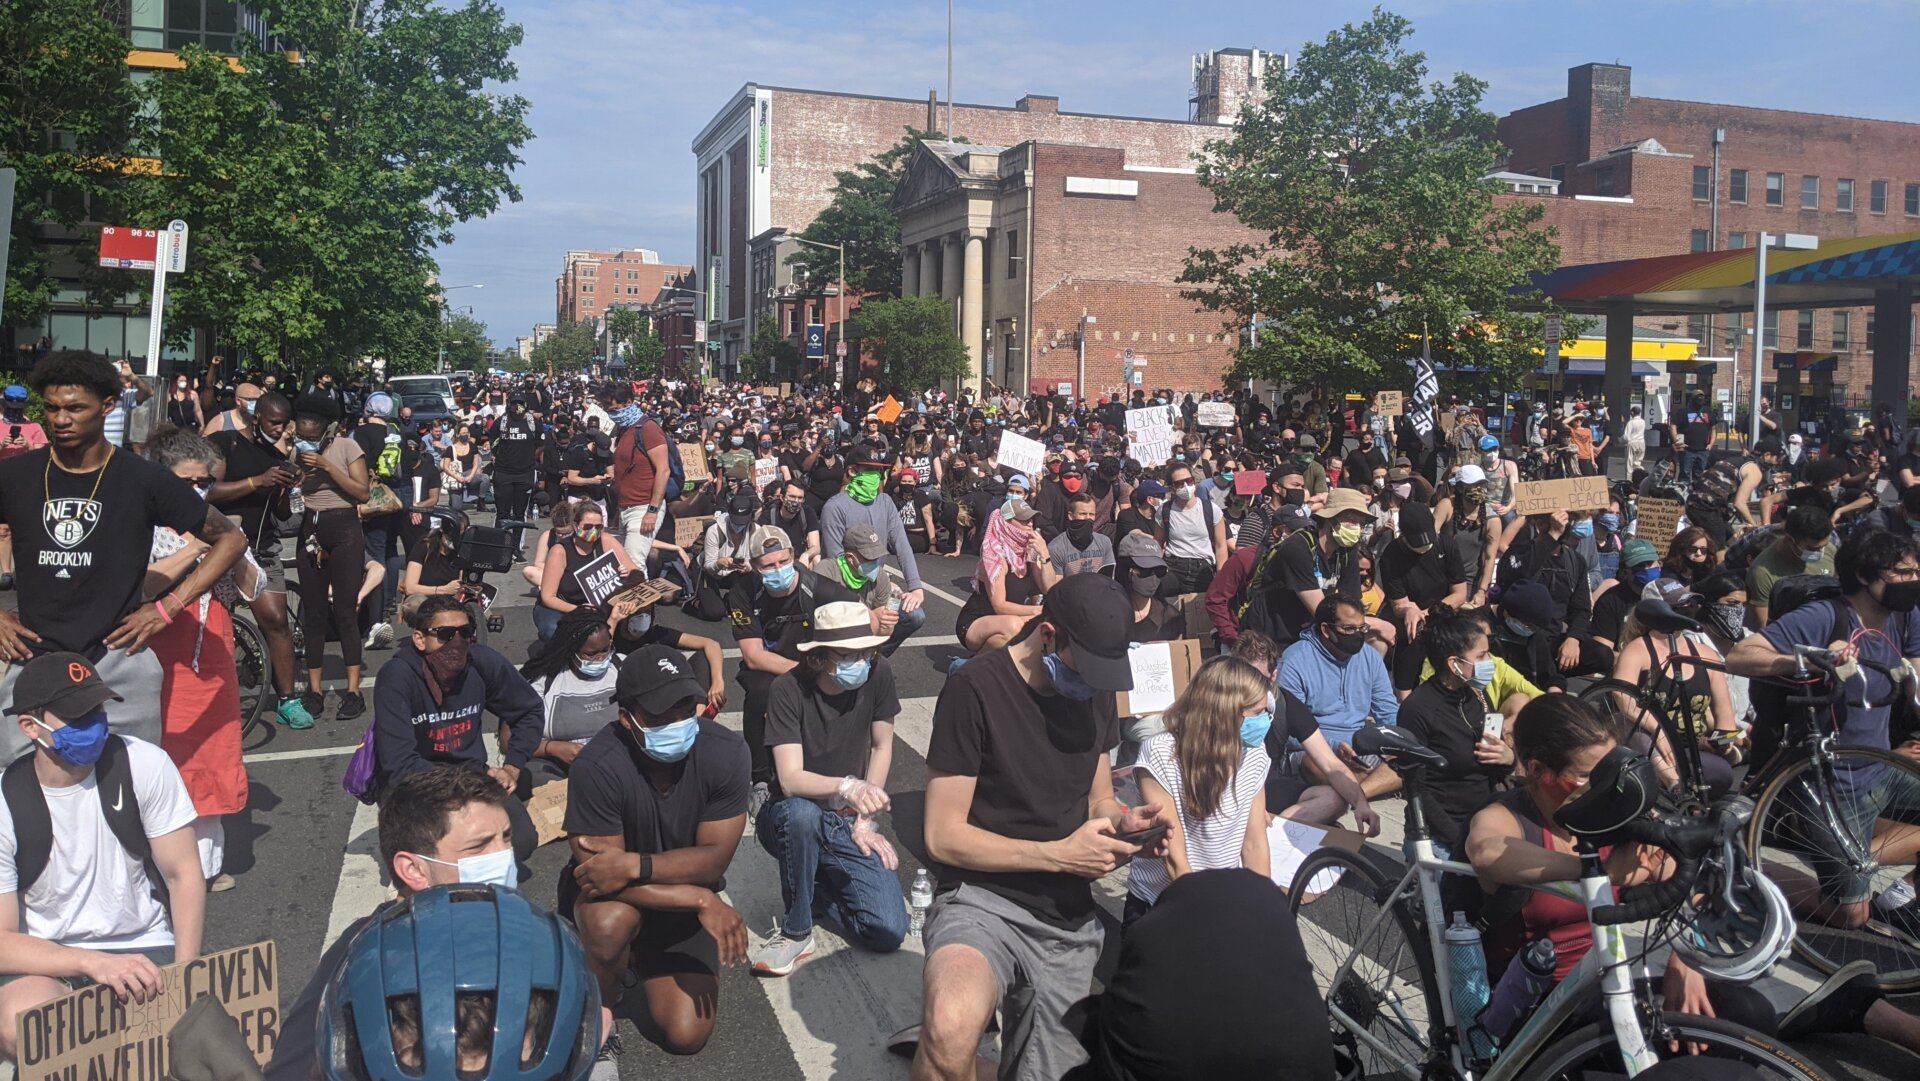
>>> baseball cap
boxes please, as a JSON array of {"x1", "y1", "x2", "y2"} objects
[
  {"x1": 1007, "y1": 473, "x2": 1032, "y2": 492},
  {"x1": 725, "y1": 491, "x2": 757, "y2": 530},
  {"x1": 1642, "y1": 577, "x2": 1699, "y2": 609},
  {"x1": 746, "y1": 525, "x2": 791, "y2": 559},
  {"x1": 612, "y1": 645, "x2": 708, "y2": 717},
  {"x1": 1115, "y1": 532, "x2": 1167, "y2": 570},
  {"x1": 5, "y1": 652, "x2": 124, "y2": 718},
  {"x1": 1397, "y1": 503, "x2": 1437, "y2": 549},
  {"x1": 1297, "y1": 433, "x2": 1320, "y2": 451},
  {"x1": 364, "y1": 392, "x2": 395, "y2": 419},
  {"x1": 3, "y1": 384, "x2": 28, "y2": 403},
  {"x1": 1040, "y1": 574, "x2": 1134, "y2": 692},
  {"x1": 1452, "y1": 464, "x2": 1487, "y2": 486},
  {"x1": 1136, "y1": 479, "x2": 1168, "y2": 498},
  {"x1": 1276, "y1": 504, "x2": 1312, "y2": 531},
  {"x1": 842, "y1": 523, "x2": 889, "y2": 562},
  {"x1": 1004, "y1": 498, "x2": 1040, "y2": 523},
  {"x1": 1621, "y1": 538, "x2": 1659, "y2": 569}
]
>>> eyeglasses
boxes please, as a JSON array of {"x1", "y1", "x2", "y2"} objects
[
  {"x1": 185, "y1": 475, "x2": 215, "y2": 489},
  {"x1": 426, "y1": 624, "x2": 478, "y2": 642}
]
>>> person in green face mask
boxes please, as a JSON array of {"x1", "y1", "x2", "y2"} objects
[{"x1": 821, "y1": 448, "x2": 927, "y2": 656}]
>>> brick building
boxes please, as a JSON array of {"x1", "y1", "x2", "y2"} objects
[
  {"x1": 893, "y1": 140, "x2": 1257, "y2": 394},
  {"x1": 1497, "y1": 63, "x2": 1920, "y2": 405},
  {"x1": 554, "y1": 248, "x2": 693, "y2": 326},
  {"x1": 690, "y1": 48, "x2": 1283, "y2": 375}
]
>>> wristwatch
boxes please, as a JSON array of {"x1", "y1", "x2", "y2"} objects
[{"x1": 637, "y1": 852, "x2": 653, "y2": 886}]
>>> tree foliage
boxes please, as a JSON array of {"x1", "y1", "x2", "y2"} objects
[
  {"x1": 604, "y1": 306, "x2": 664, "y2": 377},
  {"x1": 740, "y1": 318, "x2": 801, "y2": 383},
  {"x1": 528, "y1": 320, "x2": 596, "y2": 374},
  {"x1": 788, "y1": 127, "x2": 959, "y2": 301},
  {"x1": 119, "y1": 0, "x2": 531, "y2": 374},
  {"x1": 0, "y1": 0, "x2": 138, "y2": 339},
  {"x1": 1182, "y1": 8, "x2": 1562, "y2": 396},
  {"x1": 858, "y1": 295, "x2": 969, "y2": 393},
  {"x1": 436, "y1": 312, "x2": 489, "y2": 374}
]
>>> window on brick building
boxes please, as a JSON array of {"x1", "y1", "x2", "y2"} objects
[
  {"x1": 1867, "y1": 313, "x2": 1877, "y2": 351},
  {"x1": 1690, "y1": 230, "x2": 1710, "y2": 253},
  {"x1": 1871, "y1": 180, "x2": 1889, "y2": 214},
  {"x1": 1729, "y1": 169, "x2": 1748, "y2": 204},
  {"x1": 1796, "y1": 310, "x2": 1813, "y2": 349},
  {"x1": 1801, "y1": 176, "x2": 1820, "y2": 209},
  {"x1": 1594, "y1": 166, "x2": 1616, "y2": 196},
  {"x1": 1764, "y1": 310, "x2": 1779, "y2": 350},
  {"x1": 1727, "y1": 232, "x2": 1748, "y2": 250},
  {"x1": 1767, "y1": 173, "x2": 1784, "y2": 207},
  {"x1": 1907, "y1": 183, "x2": 1920, "y2": 216},
  {"x1": 1725, "y1": 312, "x2": 1745, "y2": 352},
  {"x1": 1687, "y1": 315, "x2": 1708, "y2": 344},
  {"x1": 583, "y1": 266, "x2": 595, "y2": 276},
  {"x1": 1837, "y1": 179, "x2": 1854, "y2": 212},
  {"x1": 1833, "y1": 312, "x2": 1851, "y2": 350},
  {"x1": 1692, "y1": 166, "x2": 1711, "y2": 201},
  {"x1": 1006, "y1": 230, "x2": 1020, "y2": 279}
]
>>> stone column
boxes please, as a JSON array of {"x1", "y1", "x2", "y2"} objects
[
  {"x1": 918, "y1": 242, "x2": 940, "y2": 298},
  {"x1": 962, "y1": 231, "x2": 985, "y2": 392},
  {"x1": 901, "y1": 244, "x2": 919, "y2": 297},
  {"x1": 1872, "y1": 285, "x2": 1915, "y2": 430},
  {"x1": 941, "y1": 234, "x2": 962, "y2": 304},
  {"x1": 1604, "y1": 300, "x2": 1634, "y2": 471}
]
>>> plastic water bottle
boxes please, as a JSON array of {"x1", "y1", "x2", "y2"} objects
[
  {"x1": 908, "y1": 869, "x2": 934, "y2": 938},
  {"x1": 1444, "y1": 913, "x2": 1491, "y2": 1053},
  {"x1": 1478, "y1": 937, "x2": 1557, "y2": 1047}
]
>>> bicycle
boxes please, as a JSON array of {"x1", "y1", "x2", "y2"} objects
[
  {"x1": 1579, "y1": 597, "x2": 1920, "y2": 990},
  {"x1": 231, "y1": 610, "x2": 272, "y2": 743},
  {"x1": 1288, "y1": 725, "x2": 1825, "y2": 1081}
]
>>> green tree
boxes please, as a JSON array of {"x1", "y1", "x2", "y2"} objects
[
  {"x1": 528, "y1": 319, "x2": 596, "y2": 375},
  {"x1": 438, "y1": 312, "x2": 489, "y2": 373},
  {"x1": 0, "y1": 0, "x2": 138, "y2": 341},
  {"x1": 121, "y1": 0, "x2": 531, "y2": 373},
  {"x1": 858, "y1": 295, "x2": 968, "y2": 392},
  {"x1": 787, "y1": 126, "x2": 959, "y2": 300},
  {"x1": 739, "y1": 318, "x2": 801, "y2": 383},
  {"x1": 601, "y1": 305, "x2": 663, "y2": 377},
  {"x1": 1182, "y1": 8, "x2": 1562, "y2": 395}
]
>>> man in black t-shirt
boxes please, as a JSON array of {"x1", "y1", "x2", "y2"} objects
[
  {"x1": 488, "y1": 396, "x2": 541, "y2": 528},
  {"x1": 563, "y1": 645, "x2": 750, "y2": 1058},
  {"x1": 209, "y1": 393, "x2": 311, "y2": 725},
  {"x1": 916, "y1": 575, "x2": 1163, "y2": 1081},
  {"x1": 563, "y1": 424, "x2": 613, "y2": 513},
  {"x1": 758, "y1": 479, "x2": 821, "y2": 566},
  {"x1": 1376, "y1": 503, "x2": 1468, "y2": 692},
  {"x1": 751, "y1": 602, "x2": 909, "y2": 976}
]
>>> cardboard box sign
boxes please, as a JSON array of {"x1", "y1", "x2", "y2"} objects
[
  {"x1": 1637, "y1": 496, "x2": 1686, "y2": 542},
  {"x1": 678, "y1": 443, "x2": 710, "y2": 482},
  {"x1": 1376, "y1": 390, "x2": 1404, "y2": 416},
  {"x1": 528, "y1": 780, "x2": 569, "y2": 846},
  {"x1": 13, "y1": 942, "x2": 281, "y2": 1081},
  {"x1": 1117, "y1": 638, "x2": 1206, "y2": 717},
  {"x1": 876, "y1": 396, "x2": 904, "y2": 424},
  {"x1": 1169, "y1": 593, "x2": 1213, "y2": 639},
  {"x1": 1511, "y1": 476, "x2": 1610, "y2": 516}
]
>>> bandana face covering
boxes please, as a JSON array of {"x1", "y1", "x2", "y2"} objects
[{"x1": 846, "y1": 472, "x2": 882, "y2": 505}]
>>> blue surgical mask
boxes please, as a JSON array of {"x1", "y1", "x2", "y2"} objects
[
  {"x1": 415, "y1": 846, "x2": 517, "y2": 889},
  {"x1": 1801, "y1": 548, "x2": 1825, "y2": 564},
  {"x1": 1632, "y1": 565, "x2": 1661, "y2": 587},
  {"x1": 1239, "y1": 710, "x2": 1273, "y2": 748},
  {"x1": 1456, "y1": 657, "x2": 1496, "y2": 691},
  {"x1": 32, "y1": 709, "x2": 110, "y2": 767},
  {"x1": 760, "y1": 564, "x2": 798, "y2": 592},
  {"x1": 1599, "y1": 513, "x2": 1620, "y2": 531},
  {"x1": 1041, "y1": 651, "x2": 1095, "y2": 700},
  {"x1": 730, "y1": 435, "x2": 744, "y2": 446},
  {"x1": 576, "y1": 657, "x2": 612, "y2": 678},
  {"x1": 858, "y1": 559, "x2": 884, "y2": 581},
  {"x1": 1504, "y1": 617, "x2": 1536, "y2": 639},
  {"x1": 294, "y1": 438, "x2": 321, "y2": 454},
  {"x1": 242, "y1": 398, "x2": 258, "y2": 416},
  {"x1": 639, "y1": 716, "x2": 699, "y2": 763},
  {"x1": 1570, "y1": 520, "x2": 1594, "y2": 538},
  {"x1": 833, "y1": 658, "x2": 872, "y2": 690}
]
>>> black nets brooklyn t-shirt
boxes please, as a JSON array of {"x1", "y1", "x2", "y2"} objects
[{"x1": 0, "y1": 448, "x2": 206, "y2": 653}]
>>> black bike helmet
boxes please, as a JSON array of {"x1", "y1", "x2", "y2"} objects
[
  {"x1": 1556, "y1": 747, "x2": 1658, "y2": 842},
  {"x1": 318, "y1": 885, "x2": 601, "y2": 1081}
]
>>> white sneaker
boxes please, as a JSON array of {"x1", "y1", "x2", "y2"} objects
[
  {"x1": 363, "y1": 621, "x2": 394, "y2": 650},
  {"x1": 751, "y1": 926, "x2": 813, "y2": 977},
  {"x1": 748, "y1": 781, "x2": 770, "y2": 822}
]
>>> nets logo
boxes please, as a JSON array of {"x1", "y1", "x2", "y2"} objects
[{"x1": 42, "y1": 498, "x2": 102, "y2": 549}]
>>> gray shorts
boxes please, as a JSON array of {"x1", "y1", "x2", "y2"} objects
[
  {"x1": 0, "y1": 945, "x2": 175, "y2": 993},
  {"x1": 923, "y1": 883, "x2": 1103, "y2": 1081},
  {"x1": 255, "y1": 550, "x2": 288, "y2": 594}
]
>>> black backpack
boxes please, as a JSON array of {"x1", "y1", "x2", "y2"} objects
[
  {"x1": 1687, "y1": 455, "x2": 1749, "y2": 516},
  {"x1": 2, "y1": 735, "x2": 169, "y2": 909}
]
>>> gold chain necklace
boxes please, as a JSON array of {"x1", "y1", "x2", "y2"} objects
[{"x1": 44, "y1": 445, "x2": 114, "y2": 540}]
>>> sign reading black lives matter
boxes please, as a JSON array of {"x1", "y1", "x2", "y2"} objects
[
  {"x1": 15, "y1": 941, "x2": 280, "y2": 1081},
  {"x1": 572, "y1": 550, "x2": 626, "y2": 609}
]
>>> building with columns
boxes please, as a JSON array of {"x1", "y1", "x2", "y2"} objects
[{"x1": 689, "y1": 49, "x2": 1280, "y2": 378}]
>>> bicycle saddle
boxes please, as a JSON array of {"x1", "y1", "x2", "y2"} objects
[
  {"x1": 1557, "y1": 747, "x2": 1658, "y2": 842},
  {"x1": 1351, "y1": 725, "x2": 1446, "y2": 770},
  {"x1": 1633, "y1": 598, "x2": 1704, "y2": 636}
]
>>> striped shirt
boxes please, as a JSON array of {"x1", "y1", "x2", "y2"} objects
[{"x1": 1128, "y1": 732, "x2": 1270, "y2": 906}]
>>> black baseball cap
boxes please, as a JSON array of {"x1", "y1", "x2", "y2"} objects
[
  {"x1": 6, "y1": 652, "x2": 123, "y2": 718},
  {"x1": 726, "y1": 490, "x2": 757, "y2": 530},
  {"x1": 612, "y1": 645, "x2": 708, "y2": 717},
  {"x1": 1398, "y1": 503, "x2": 1437, "y2": 550},
  {"x1": 1041, "y1": 574, "x2": 1134, "y2": 692}
]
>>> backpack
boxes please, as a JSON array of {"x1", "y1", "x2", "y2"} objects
[
  {"x1": 373, "y1": 431, "x2": 403, "y2": 482},
  {"x1": 2, "y1": 736, "x2": 169, "y2": 909},
  {"x1": 1157, "y1": 491, "x2": 1217, "y2": 540},
  {"x1": 1687, "y1": 455, "x2": 1748, "y2": 516},
  {"x1": 624, "y1": 419, "x2": 683, "y2": 503}
]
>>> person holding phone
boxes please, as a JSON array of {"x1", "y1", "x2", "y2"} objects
[
  {"x1": 0, "y1": 384, "x2": 49, "y2": 590},
  {"x1": 1391, "y1": 606, "x2": 1517, "y2": 856},
  {"x1": 1125, "y1": 656, "x2": 1274, "y2": 926}
]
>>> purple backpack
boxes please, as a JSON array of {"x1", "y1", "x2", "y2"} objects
[{"x1": 341, "y1": 720, "x2": 380, "y2": 804}]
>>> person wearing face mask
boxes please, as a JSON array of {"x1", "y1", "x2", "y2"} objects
[
  {"x1": 1114, "y1": 533, "x2": 1184, "y2": 643},
  {"x1": 518, "y1": 609, "x2": 631, "y2": 785},
  {"x1": 1032, "y1": 460, "x2": 1084, "y2": 541},
  {"x1": 0, "y1": 652, "x2": 205, "y2": 1061},
  {"x1": 819, "y1": 445, "x2": 928, "y2": 640},
  {"x1": 1124, "y1": 657, "x2": 1275, "y2": 922},
  {"x1": 1376, "y1": 502, "x2": 1469, "y2": 697},
  {"x1": 1434, "y1": 465, "x2": 1500, "y2": 606},
  {"x1": 563, "y1": 643, "x2": 752, "y2": 1059},
  {"x1": 1084, "y1": 455, "x2": 1132, "y2": 536},
  {"x1": 1563, "y1": 509, "x2": 1606, "y2": 592},
  {"x1": 1608, "y1": 578, "x2": 1743, "y2": 794},
  {"x1": 955, "y1": 498, "x2": 1058, "y2": 652},
  {"x1": 752, "y1": 603, "x2": 910, "y2": 976},
  {"x1": 1113, "y1": 478, "x2": 1166, "y2": 544},
  {"x1": 1493, "y1": 509, "x2": 1610, "y2": 686},
  {"x1": 1391, "y1": 608, "x2": 1517, "y2": 854},
  {"x1": 1744, "y1": 504, "x2": 1835, "y2": 629},
  {"x1": 164, "y1": 373, "x2": 204, "y2": 431},
  {"x1": 1050, "y1": 492, "x2": 1116, "y2": 578},
  {"x1": 1292, "y1": 432, "x2": 1330, "y2": 495},
  {"x1": 486, "y1": 395, "x2": 541, "y2": 530},
  {"x1": 917, "y1": 573, "x2": 1167, "y2": 1081},
  {"x1": 208, "y1": 392, "x2": 309, "y2": 728},
  {"x1": 538, "y1": 504, "x2": 640, "y2": 639},
  {"x1": 1243, "y1": 487, "x2": 1374, "y2": 648},
  {"x1": 1276, "y1": 595, "x2": 1401, "y2": 794},
  {"x1": 1342, "y1": 430, "x2": 1388, "y2": 493},
  {"x1": 1592, "y1": 538, "x2": 1663, "y2": 648},
  {"x1": 758, "y1": 480, "x2": 822, "y2": 566},
  {"x1": 199, "y1": 381, "x2": 260, "y2": 438},
  {"x1": 1157, "y1": 463, "x2": 1230, "y2": 595}
]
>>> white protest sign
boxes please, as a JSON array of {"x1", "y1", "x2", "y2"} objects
[
  {"x1": 572, "y1": 550, "x2": 625, "y2": 608},
  {"x1": 752, "y1": 456, "x2": 779, "y2": 494},
  {"x1": 1126, "y1": 405, "x2": 1176, "y2": 468},
  {"x1": 1124, "y1": 641, "x2": 1177, "y2": 714},
  {"x1": 996, "y1": 430, "x2": 1045, "y2": 476},
  {"x1": 1196, "y1": 401, "x2": 1237, "y2": 427}
]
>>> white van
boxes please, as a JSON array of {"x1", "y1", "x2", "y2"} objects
[{"x1": 389, "y1": 375, "x2": 456, "y2": 412}]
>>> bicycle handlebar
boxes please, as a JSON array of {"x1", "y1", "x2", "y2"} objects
[{"x1": 1590, "y1": 799, "x2": 1750, "y2": 926}]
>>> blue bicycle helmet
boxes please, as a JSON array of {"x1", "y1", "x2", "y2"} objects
[
  {"x1": 3, "y1": 385, "x2": 26, "y2": 404},
  {"x1": 1477, "y1": 434, "x2": 1500, "y2": 452},
  {"x1": 318, "y1": 885, "x2": 601, "y2": 1081}
]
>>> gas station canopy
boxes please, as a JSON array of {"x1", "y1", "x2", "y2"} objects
[{"x1": 1527, "y1": 231, "x2": 1920, "y2": 315}]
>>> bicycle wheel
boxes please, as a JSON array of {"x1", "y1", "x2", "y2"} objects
[
  {"x1": 1518, "y1": 1012, "x2": 1833, "y2": 1081},
  {"x1": 1576, "y1": 679, "x2": 1646, "y2": 734},
  {"x1": 232, "y1": 615, "x2": 272, "y2": 741},
  {"x1": 1748, "y1": 746, "x2": 1920, "y2": 991},
  {"x1": 1286, "y1": 846, "x2": 1440, "y2": 1080}
]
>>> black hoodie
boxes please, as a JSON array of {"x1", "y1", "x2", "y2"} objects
[{"x1": 373, "y1": 640, "x2": 543, "y2": 782}]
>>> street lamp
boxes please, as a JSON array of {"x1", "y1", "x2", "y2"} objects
[
  {"x1": 1746, "y1": 232, "x2": 1819, "y2": 445},
  {"x1": 785, "y1": 234, "x2": 846, "y2": 380},
  {"x1": 1076, "y1": 313, "x2": 1096, "y2": 402},
  {"x1": 435, "y1": 284, "x2": 483, "y2": 374}
]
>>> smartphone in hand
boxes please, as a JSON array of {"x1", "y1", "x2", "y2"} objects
[{"x1": 1113, "y1": 823, "x2": 1170, "y2": 848}]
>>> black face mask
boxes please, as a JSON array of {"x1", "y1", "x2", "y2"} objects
[
  {"x1": 1066, "y1": 521, "x2": 1095, "y2": 548},
  {"x1": 1324, "y1": 628, "x2": 1366, "y2": 657},
  {"x1": 1882, "y1": 580, "x2": 1920, "y2": 614}
]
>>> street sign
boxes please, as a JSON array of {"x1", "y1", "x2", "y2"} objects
[
  {"x1": 804, "y1": 323, "x2": 825, "y2": 359},
  {"x1": 835, "y1": 340, "x2": 848, "y2": 358},
  {"x1": 1544, "y1": 312, "x2": 1562, "y2": 372},
  {"x1": 98, "y1": 226, "x2": 160, "y2": 270},
  {"x1": 693, "y1": 321, "x2": 708, "y2": 344},
  {"x1": 162, "y1": 219, "x2": 189, "y2": 273}
]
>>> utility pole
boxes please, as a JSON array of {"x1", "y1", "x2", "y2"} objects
[{"x1": 1076, "y1": 312, "x2": 1095, "y2": 400}]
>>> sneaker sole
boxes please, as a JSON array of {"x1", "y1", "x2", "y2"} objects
[{"x1": 751, "y1": 946, "x2": 813, "y2": 977}]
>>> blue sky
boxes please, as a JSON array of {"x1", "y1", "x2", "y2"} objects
[{"x1": 438, "y1": 0, "x2": 1920, "y2": 348}]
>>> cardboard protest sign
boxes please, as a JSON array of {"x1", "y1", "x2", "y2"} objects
[
  {"x1": 1511, "y1": 476, "x2": 1610, "y2": 516},
  {"x1": 1117, "y1": 638, "x2": 1204, "y2": 717},
  {"x1": 528, "y1": 780, "x2": 569, "y2": 846},
  {"x1": 1196, "y1": 401, "x2": 1237, "y2": 427},
  {"x1": 1125, "y1": 405, "x2": 1176, "y2": 468},
  {"x1": 752, "y1": 457, "x2": 779, "y2": 493},
  {"x1": 778, "y1": 382, "x2": 792, "y2": 398},
  {"x1": 14, "y1": 942, "x2": 280, "y2": 1081},
  {"x1": 678, "y1": 442, "x2": 710, "y2": 482},
  {"x1": 756, "y1": 385, "x2": 779, "y2": 397},
  {"x1": 1233, "y1": 470, "x2": 1268, "y2": 496},
  {"x1": 875, "y1": 396, "x2": 903, "y2": 424},
  {"x1": 675, "y1": 516, "x2": 708, "y2": 550},
  {"x1": 1377, "y1": 390, "x2": 1404, "y2": 417},
  {"x1": 996, "y1": 430, "x2": 1045, "y2": 476},
  {"x1": 1637, "y1": 496, "x2": 1686, "y2": 542},
  {"x1": 572, "y1": 550, "x2": 625, "y2": 608}
]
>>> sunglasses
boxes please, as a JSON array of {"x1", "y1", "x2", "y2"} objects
[
  {"x1": 185, "y1": 475, "x2": 216, "y2": 490},
  {"x1": 426, "y1": 624, "x2": 478, "y2": 642}
]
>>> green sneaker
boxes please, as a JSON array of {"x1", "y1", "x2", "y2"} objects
[{"x1": 276, "y1": 696, "x2": 316, "y2": 730}]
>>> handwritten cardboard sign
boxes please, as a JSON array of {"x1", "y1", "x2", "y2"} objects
[
  {"x1": 752, "y1": 457, "x2": 780, "y2": 494},
  {"x1": 1125, "y1": 405, "x2": 1177, "y2": 468},
  {"x1": 1117, "y1": 638, "x2": 1204, "y2": 717},
  {"x1": 678, "y1": 442, "x2": 710, "y2": 483},
  {"x1": 572, "y1": 550, "x2": 626, "y2": 608},
  {"x1": 876, "y1": 395, "x2": 903, "y2": 424},
  {"x1": 675, "y1": 516, "x2": 708, "y2": 550},
  {"x1": 1377, "y1": 390, "x2": 1404, "y2": 417},
  {"x1": 1511, "y1": 475, "x2": 1610, "y2": 516},
  {"x1": 996, "y1": 430, "x2": 1045, "y2": 476},
  {"x1": 14, "y1": 942, "x2": 280, "y2": 1081},
  {"x1": 1637, "y1": 496, "x2": 1686, "y2": 542},
  {"x1": 528, "y1": 780, "x2": 569, "y2": 846},
  {"x1": 1196, "y1": 401, "x2": 1237, "y2": 427}
]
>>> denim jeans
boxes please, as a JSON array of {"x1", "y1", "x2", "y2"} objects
[
  {"x1": 755, "y1": 797, "x2": 909, "y2": 951},
  {"x1": 880, "y1": 603, "x2": 926, "y2": 657},
  {"x1": 1681, "y1": 449, "x2": 1709, "y2": 484}
]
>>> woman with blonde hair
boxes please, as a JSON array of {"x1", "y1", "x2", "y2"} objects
[{"x1": 1126, "y1": 655, "x2": 1273, "y2": 924}]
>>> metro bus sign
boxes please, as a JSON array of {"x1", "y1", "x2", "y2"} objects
[{"x1": 98, "y1": 226, "x2": 160, "y2": 270}]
